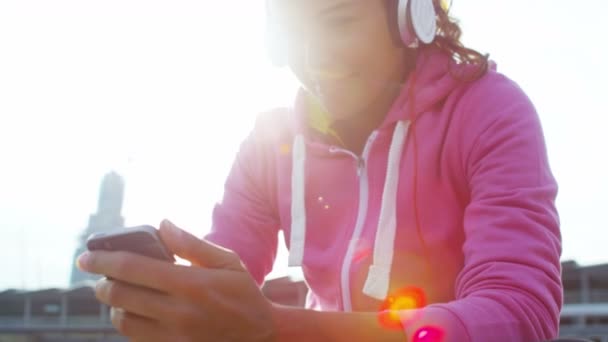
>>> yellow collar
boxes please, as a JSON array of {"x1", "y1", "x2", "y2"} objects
[{"x1": 306, "y1": 94, "x2": 346, "y2": 147}]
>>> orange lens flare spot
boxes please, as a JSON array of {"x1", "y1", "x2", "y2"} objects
[
  {"x1": 391, "y1": 295, "x2": 418, "y2": 311},
  {"x1": 378, "y1": 286, "x2": 427, "y2": 330},
  {"x1": 412, "y1": 326, "x2": 445, "y2": 342}
]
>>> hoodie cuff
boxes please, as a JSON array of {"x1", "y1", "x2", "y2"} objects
[{"x1": 399, "y1": 305, "x2": 471, "y2": 342}]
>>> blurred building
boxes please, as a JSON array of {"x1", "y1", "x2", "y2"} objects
[
  {"x1": 560, "y1": 260, "x2": 608, "y2": 341},
  {"x1": 0, "y1": 285, "x2": 120, "y2": 342},
  {"x1": 2, "y1": 261, "x2": 608, "y2": 340},
  {"x1": 70, "y1": 172, "x2": 125, "y2": 286},
  {"x1": 4, "y1": 261, "x2": 608, "y2": 341},
  {"x1": 0, "y1": 277, "x2": 307, "y2": 342}
]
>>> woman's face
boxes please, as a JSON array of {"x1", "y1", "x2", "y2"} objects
[{"x1": 273, "y1": 0, "x2": 408, "y2": 121}]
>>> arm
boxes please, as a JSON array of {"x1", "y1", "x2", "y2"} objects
[
  {"x1": 395, "y1": 74, "x2": 562, "y2": 341},
  {"x1": 272, "y1": 304, "x2": 407, "y2": 342},
  {"x1": 205, "y1": 111, "x2": 284, "y2": 285},
  {"x1": 447, "y1": 75, "x2": 562, "y2": 341}
]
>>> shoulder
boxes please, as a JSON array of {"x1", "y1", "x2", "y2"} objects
[
  {"x1": 457, "y1": 64, "x2": 539, "y2": 131},
  {"x1": 235, "y1": 106, "x2": 297, "y2": 165},
  {"x1": 249, "y1": 106, "x2": 296, "y2": 145},
  {"x1": 452, "y1": 66, "x2": 552, "y2": 182},
  {"x1": 445, "y1": 63, "x2": 545, "y2": 162}
]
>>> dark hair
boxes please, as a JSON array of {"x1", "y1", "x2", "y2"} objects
[{"x1": 431, "y1": 0, "x2": 489, "y2": 81}]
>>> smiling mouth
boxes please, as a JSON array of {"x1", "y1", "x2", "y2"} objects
[{"x1": 308, "y1": 68, "x2": 355, "y2": 82}]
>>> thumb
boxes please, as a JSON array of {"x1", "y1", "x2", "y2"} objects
[{"x1": 158, "y1": 219, "x2": 243, "y2": 270}]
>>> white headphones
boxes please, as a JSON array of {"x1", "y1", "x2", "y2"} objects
[
  {"x1": 398, "y1": 0, "x2": 437, "y2": 48},
  {"x1": 266, "y1": 0, "x2": 438, "y2": 66}
]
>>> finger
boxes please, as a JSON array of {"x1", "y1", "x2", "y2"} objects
[
  {"x1": 96, "y1": 278, "x2": 179, "y2": 322},
  {"x1": 159, "y1": 219, "x2": 243, "y2": 270},
  {"x1": 77, "y1": 249, "x2": 201, "y2": 295},
  {"x1": 110, "y1": 307, "x2": 168, "y2": 340}
]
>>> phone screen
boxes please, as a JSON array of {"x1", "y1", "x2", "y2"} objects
[{"x1": 86, "y1": 225, "x2": 175, "y2": 262}]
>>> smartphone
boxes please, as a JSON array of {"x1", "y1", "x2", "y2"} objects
[{"x1": 86, "y1": 225, "x2": 175, "y2": 262}]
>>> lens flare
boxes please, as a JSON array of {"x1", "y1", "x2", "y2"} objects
[
  {"x1": 279, "y1": 144, "x2": 291, "y2": 155},
  {"x1": 413, "y1": 326, "x2": 445, "y2": 342},
  {"x1": 378, "y1": 286, "x2": 427, "y2": 330}
]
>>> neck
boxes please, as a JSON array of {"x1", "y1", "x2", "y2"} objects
[{"x1": 331, "y1": 53, "x2": 416, "y2": 155}]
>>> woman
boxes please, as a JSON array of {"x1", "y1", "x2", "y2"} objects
[{"x1": 78, "y1": 0, "x2": 563, "y2": 340}]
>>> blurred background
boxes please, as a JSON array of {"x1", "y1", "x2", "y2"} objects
[{"x1": 0, "y1": 0, "x2": 606, "y2": 341}]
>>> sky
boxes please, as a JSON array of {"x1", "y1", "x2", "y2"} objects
[{"x1": 0, "y1": 0, "x2": 606, "y2": 291}]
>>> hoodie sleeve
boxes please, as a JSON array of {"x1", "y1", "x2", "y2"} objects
[
  {"x1": 399, "y1": 74, "x2": 562, "y2": 341},
  {"x1": 204, "y1": 111, "x2": 284, "y2": 286}
]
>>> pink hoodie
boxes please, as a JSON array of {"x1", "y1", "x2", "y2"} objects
[{"x1": 206, "y1": 47, "x2": 562, "y2": 341}]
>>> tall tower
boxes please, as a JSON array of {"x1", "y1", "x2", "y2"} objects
[{"x1": 70, "y1": 171, "x2": 125, "y2": 286}]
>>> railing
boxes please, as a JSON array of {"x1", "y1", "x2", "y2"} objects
[
  {"x1": 590, "y1": 290, "x2": 608, "y2": 303},
  {"x1": 559, "y1": 303, "x2": 608, "y2": 341},
  {"x1": 564, "y1": 291, "x2": 580, "y2": 304},
  {"x1": 563, "y1": 290, "x2": 608, "y2": 304}
]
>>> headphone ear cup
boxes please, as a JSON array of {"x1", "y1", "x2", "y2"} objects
[
  {"x1": 397, "y1": 0, "x2": 437, "y2": 47},
  {"x1": 410, "y1": 0, "x2": 437, "y2": 44},
  {"x1": 385, "y1": 0, "x2": 404, "y2": 47},
  {"x1": 397, "y1": 0, "x2": 417, "y2": 47}
]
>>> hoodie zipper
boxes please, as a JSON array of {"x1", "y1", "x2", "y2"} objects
[{"x1": 329, "y1": 131, "x2": 378, "y2": 312}]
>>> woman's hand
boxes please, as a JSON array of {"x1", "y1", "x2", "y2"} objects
[{"x1": 77, "y1": 220, "x2": 277, "y2": 342}]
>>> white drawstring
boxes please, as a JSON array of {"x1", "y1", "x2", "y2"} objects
[
  {"x1": 288, "y1": 121, "x2": 410, "y2": 301},
  {"x1": 289, "y1": 134, "x2": 307, "y2": 266},
  {"x1": 363, "y1": 120, "x2": 410, "y2": 300}
]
